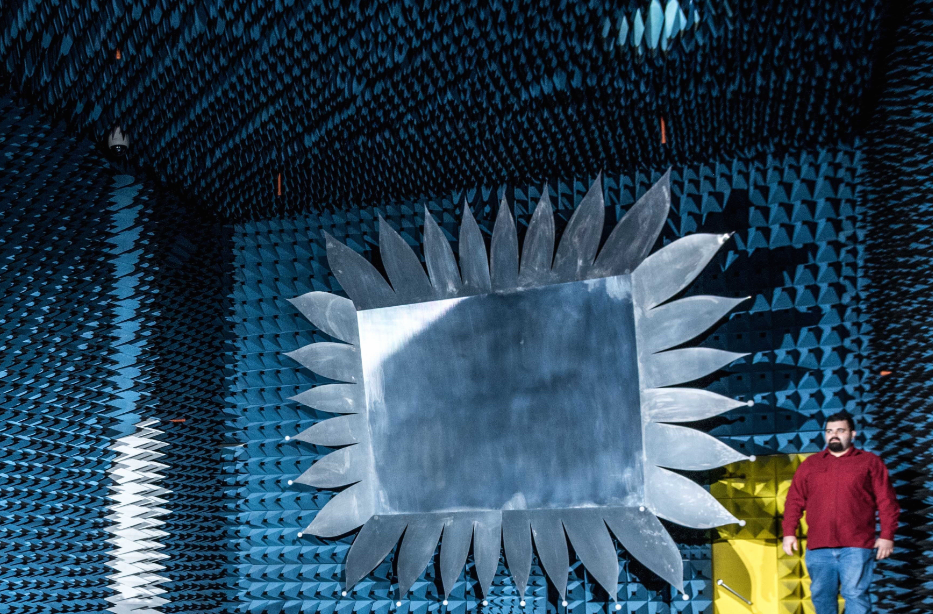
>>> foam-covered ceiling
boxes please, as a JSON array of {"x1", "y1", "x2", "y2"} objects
[{"x1": 0, "y1": 0, "x2": 883, "y2": 221}]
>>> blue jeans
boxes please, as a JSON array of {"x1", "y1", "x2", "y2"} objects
[{"x1": 805, "y1": 548, "x2": 875, "y2": 614}]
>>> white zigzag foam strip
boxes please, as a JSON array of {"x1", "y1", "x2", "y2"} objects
[{"x1": 106, "y1": 419, "x2": 171, "y2": 614}]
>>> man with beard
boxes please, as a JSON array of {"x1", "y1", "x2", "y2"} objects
[{"x1": 782, "y1": 412, "x2": 899, "y2": 614}]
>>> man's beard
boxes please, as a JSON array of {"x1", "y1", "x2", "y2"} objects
[{"x1": 828, "y1": 440, "x2": 845, "y2": 452}]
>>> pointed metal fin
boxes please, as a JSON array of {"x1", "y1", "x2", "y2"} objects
[
  {"x1": 379, "y1": 216, "x2": 434, "y2": 303},
  {"x1": 646, "y1": 465, "x2": 739, "y2": 529},
  {"x1": 305, "y1": 482, "x2": 374, "y2": 538},
  {"x1": 518, "y1": 191, "x2": 556, "y2": 287},
  {"x1": 646, "y1": 423, "x2": 748, "y2": 470},
  {"x1": 642, "y1": 388, "x2": 747, "y2": 422},
  {"x1": 285, "y1": 342, "x2": 361, "y2": 383},
  {"x1": 423, "y1": 210, "x2": 462, "y2": 298},
  {"x1": 531, "y1": 511, "x2": 569, "y2": 601},
  {"x1": 604, "y1": 507, "x2": 683, "y2": 592},
  {"x1": 562, "y1": 510, "x2": 618, "y2": 599},
  {"x1": 641, "y1": 348, "x2": 747, "y2": 388},
  {"x1": 490, "y1": 197, "x2": 519, "y2": 290},
  {"x1": 459, "y1": 204, "x2": 491, "y2": 295},
  {"x1": 345, "y1": 515, "x2": 408, "y2": 589},
  {"x1": 473, "y1": 512, "x2": 502, "y2": 598},
  {"x1": 288, "y1": 292, "x2": 360, "y2": 345},
  {"x1": 296, "y1": 446, "x2": 365, "y2": 488},
  {"x1": 289, "y1": 383, "x2": 364, "y2": 414},
  {"x1": 325, "y1": 233, "x2": 396, "y2": 310},
  {"x1": 294, "y1": 414, "x2": 362, "y2": 447},
  {"x1": 552, "y1": 175, "x2": 605, "y2": 282},
  {"x1": 632, "y1": 233, "x2": 730, "y2": 310},
  {"x1": 593, "y1": 169, "x2": 671, "y2": 277},
  {"x1": 640, "y1": 295, "x2": 748, "y2": 354},
  {"x1": 440, "y1": 515, "x2": 474, "y2": 598},
  {"x1": 502, "y1": 511, "x2": 533, "y2": 599},
  {"x1": 397, "y1": 515, "x2": 445, "y2": 596}
]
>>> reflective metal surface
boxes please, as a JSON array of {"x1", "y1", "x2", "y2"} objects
[
  {"x1": 592, "y1": 169, "x2": 670, "y2": 278},
  {"x1": 517, "y1": 192, "x2": 555, "y2": 288},
  {"x1": 288, "y1": 292, "x2": 359, "y2": 344},
  {"x1": 633, "y1": 233, "x2": 730, "y2": 310},
  {"x1": 458, "y1": 204, "x2": 492, "y2": 295},
  {"x1": 293, "y1": 173, "x2": 754, "y2": 597},
  {"x1": 439, "y1": 515, "x2": 473, "y2": 597},
  {"x1": 379, "y1": 216, "x2": 434, "y2": 304},
  {"x1": 552, "y1": 175, "x2": 604, "y2": 281},
  {"x1": 490, "y1": 199, "x2": 519, "y2": 290},
  {"x1": 423, "y1": 211, "x2": 462, "y2": 298},
  {"x1": 604, "y1": 507, "x2": 684, "y2": 592},
  {"x1": 324, "y1": 232, "x2": 396, "y2": 310},
  {"x1": 646, "y1": 465, "x2": 738, "y2": 529},
  {"x1": 359, "y1": 275, "x2": 644, "y2": 514},
  {"x1": 345, "y1": 515, "x2": 408, "y2": 589},
  {"x1": 562, "y1": 510, "x2": 619, "y2": 598}
]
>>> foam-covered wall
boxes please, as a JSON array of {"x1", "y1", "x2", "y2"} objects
[
  {"x1": 225, "y1": 145, "x2": 868, "y2": 614},
  {"x1": 0, "y1": 90, "x2": 232, "y2": 614},
  {"x1": 860, "y1": 0, "x2": 933, "y2": 610}
]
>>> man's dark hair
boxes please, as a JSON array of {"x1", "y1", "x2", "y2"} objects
[{"x1": 825, "y1": 411, "x2": 856, "y2": 431}]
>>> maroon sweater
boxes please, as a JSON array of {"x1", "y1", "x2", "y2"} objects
[{"x1": 782, "y1": 447, "x2": 899, "y2": 549}]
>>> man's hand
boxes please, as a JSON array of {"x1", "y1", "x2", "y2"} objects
[
  {"x1": 875, "y1": 538, "x2": 894, "y2": 560},
  {"x1": 782, "y1": 536, "x2": 799, "y2": 556}
]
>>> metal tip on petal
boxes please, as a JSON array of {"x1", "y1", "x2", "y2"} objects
[
  {"x1": 284, "y1": 435, "x2": 290, "y2": 441},
  {"x1": 749, "y1": 455, "x2": 757, "y2": 462},
  {"x1": 298, "y1": 532, "x2": 303, "y2": 537},
  {"x1": 482, "y1": 600, "x2": 488, "y2": 606},
  {"x1": 738, "y1": 519, "x2": 746, "y2": 527},
  {"x1": 562, "y1": 601, "x2": 568, "y2": 607},
  {"x1": 287, "y1": 480, "x2": 293, "y2": 485},
  {"x1": 443, "y1": 600, "x2": 448, "y2": 606},
  {"x1": 396, "y1": 602, "x2": 402, "y2": 607},
  {"x1": 520, "y1": 601, "x2": 526, "y2": 607},
  {"x1": 683, "y1": 594, "x2": 690, "y2": 601},
  {"x1": 342, "y1": 591, "x2": 347, "y2": 597},
  {"x1": 747, "y1": 399, "x2": 755, "y2": 406},
  {"x1": 615, "y1": 604, "x2": 621, "y2": 611}
]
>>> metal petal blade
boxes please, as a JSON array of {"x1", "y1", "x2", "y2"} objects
[
  {"x1": 562, "y1": 510, "x2": 618, "y2": 599},
  {"x1": 325, "y1": 232, "x2": 396, "y2": 310},
  {"x1": 345, "y1": 515, "x2": 408, "y2": 589},
  {"x1": 294, "y1": 414, "x2": 362, "y2": 447},
  {"x1": 296, "y1": 445, "x2": 365, "y2": 488},
  {"x1": 379, "y1": 216, "x2": 434, "y2": 303},
  {"x1": 288, "y1": 292, "x2": 360, "y2": 345},
  {"x1": 440, "y1": 515, "x2": 474, "y2": 598},
  {"x1": 518, "y1": 191, "x2": 556, "y2": 287},
  {"x1": 502, "y1": 511, "x2": 532, "y2": 599},
  {"x1": 305, "y1": 482, "x2": 375, "y2": 538},
  {"x1": 641, "y1": 348, "x2": 747, "y2": 388},
  {"x1": 423, "y1": 210, "x2": 462, "y2": 298},
  {"x1": 397, "y1": 515, "x2": 445, "y2": 596},
  {"x1": 490, "y1": 197, "x2": 519, "y2": 290},
  {"x1": 289, "y1": 383, "x2": 363, "y2": 414},
  {"x1": 645, "y1": 423, "x2": 748, "y2": 470},
  {"x1": 604, "y1": 507, "x2": 683, "y2": 592},
  {"x1": 552, "y1": 175, "x2": 605, "y2": 282},
  {"x1": 645, "y1": 465, "x2": 739, "y2": 529},
  {"x1": 640, "y1": 295, "x2": 748, "y2": 354},
  {"x1": 642, "y1": 388, "x2": 747, "y2": 422},
  {"x1": 285, "y1": 342, "x2": 361, "y2": 383},
  {"x1": 473, "y1": 512, "x2": 502, "y2": 598},
  {"x1": 531, "y1": 511, "x2": 568, "y2": 601},
  {"x1": 632, "y1": 233, "x2": 730, "y2": 310},
  {"x1": 592, "y1": 169, "x2": 671, "y2": 277},
  {"x1": 459, "y1": 204, "x2": 492, "y2": 295}
]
